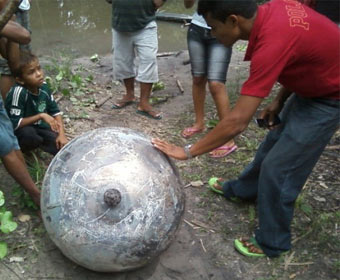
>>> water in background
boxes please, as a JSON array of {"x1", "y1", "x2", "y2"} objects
[{"x1": 30, "y1": 0, "x2": 195, "y2": 57}]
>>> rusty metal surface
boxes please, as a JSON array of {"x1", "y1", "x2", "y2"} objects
[{"x1": 41, "y1": 127, "x2": 185, "y2": 272}]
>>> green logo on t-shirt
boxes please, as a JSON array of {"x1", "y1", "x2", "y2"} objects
[{"x1": 38, "y1": 101, "x2": 46, "y2": 112}]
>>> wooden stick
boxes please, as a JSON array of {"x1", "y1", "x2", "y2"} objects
[
  {"x1": 191, "y1": 219, "x2": 215, "y2": 233},
  {"x1": 95, "y1": 94, "x2": 113, "y2": 108},
  {"x1": 176, "y1": 79, "x2": 184, "y2": 93},
  {"x1": 200, "y1": 239, "x2": 207, "y2": 253},
  {"x1": 282, "y1": 262, "x2": 314, "y2": 266},
  {"x1": 325, "y1": 145, "x2": 340, "y2": 150}
]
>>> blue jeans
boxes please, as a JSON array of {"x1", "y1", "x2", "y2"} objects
[
  {"x1": 222, "y1": 95, "x2": 339, "y2": 257},
  {"x1": 0, "y1": 96, "x2": 20, "y2": 157}
]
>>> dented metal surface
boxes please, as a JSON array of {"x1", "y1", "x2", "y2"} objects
[{"x1": 41, "y1": 127, "x2": 185, "y2": 272}]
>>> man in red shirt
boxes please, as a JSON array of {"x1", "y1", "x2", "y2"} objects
[{"x1": 152, "y1": 0, "x2": 339, "y2": 257}]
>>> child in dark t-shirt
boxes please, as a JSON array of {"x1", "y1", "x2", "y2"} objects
[{"x1": 5, "y1": 51, "x2": 68, "y2": 155}]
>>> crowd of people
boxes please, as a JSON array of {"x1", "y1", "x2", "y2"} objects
[{"x1": 0, "y1": 0, "x2": 339, "y2": 259}]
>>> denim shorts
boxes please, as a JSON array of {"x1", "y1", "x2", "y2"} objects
[
  {"x1": 0, "y1": 96, "x2": 20, "y2": 157},
  {"x1": 187, "y1": 23, "x2": 232, "y2": 83}
]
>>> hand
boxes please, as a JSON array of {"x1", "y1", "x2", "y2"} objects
[
  {"x1": 152, "y1": 138, "x2": 188, "y2": 160},
  {"x1": 258, "y1": 99, "x2": 283, "y2": 130},
  {"x1": 56, "y1": 134, "x2": 68, "y2": 150},
  {"x1": 40, "y1": 113, "x2": 59, "y2": 132}
]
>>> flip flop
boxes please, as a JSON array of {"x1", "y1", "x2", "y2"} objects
[
  {"x1": 234, "y1": 237, "x2": 266, "y2": 257},
  {"x1": 208, "y1": 177, "x2": 242, "y2": 203},
  {"x1": 181, "y1": 127, "x2": 204, "y2": 138},
  {"x1": 136, "y1": 109, "x2": 162, "y2": 120},
  {"x1": 209, "y1": 144, "x2": 238, "y2": 158},
  {"x1": 208, "y1": 177, "x2": 224, "y2": 195},
  {"x1": 111, "y1": 100, "x2": 134, "y2": 109}
]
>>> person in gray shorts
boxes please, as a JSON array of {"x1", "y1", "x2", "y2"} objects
[
  {"x1": 183, "y1": 0, "x2": 237, "y2": 158},
  {"x1": 106, "y1": 0, "x2": 166, "y2": 120}
]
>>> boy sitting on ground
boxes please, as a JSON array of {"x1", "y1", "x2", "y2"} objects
[{"x1": 5, "y1": 51, "x2": 68, "y2": 156}]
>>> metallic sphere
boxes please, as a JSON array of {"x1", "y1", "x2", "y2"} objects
[{"x1": 41, "y1": 127, "x2": 185, "y2": 272}]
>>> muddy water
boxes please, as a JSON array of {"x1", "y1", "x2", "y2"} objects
[{"x1": 30, "y1": 0, "x2": 195, "y2": 57}]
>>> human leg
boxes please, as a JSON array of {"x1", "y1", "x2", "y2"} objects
[
  {"x1": 221, "y1": 95, "x2": 295, "y2": 200},
  {"x1": 15, "y1": 10, "x2": 31, "y2": 51},
  {"x1": 207, "y1": 80, "x2": 237, "y2": 157},
  {"x1": 112, "y1": 28, "x2": 136, "y2": 108},
  {"x1": 183, "y1": 24, "x2": 208, "y2": 138},
  {"x1": 36, "y1": 127, "x2": 59, "y2": 156},
  {"x1": 15, "y1": 126, "x2": 43, "y2": 153},
  {"x1": 184, "y1": 75, "x2": 207, "y2": 134},
  {"x1": 254, "y1": 96, "x2": 339, "y2": 257},
  {"x1": 206, "y1": 39, "x2": 235, "y2": 157},
  {"x1": 2, "y1": 149, "x2": 40, "y2": 206},
  {"x1": 134, "y1": 21, "x2": 160, "y2": 119}
]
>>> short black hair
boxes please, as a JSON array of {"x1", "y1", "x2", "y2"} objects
[
  {"x1": 197, "y1": 0, "x2": 257, "y2": 22},
  {"x1": 13, "y1": 51, "x2": 38, "y2": 78}
]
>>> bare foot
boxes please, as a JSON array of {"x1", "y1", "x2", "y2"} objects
[
  {"x1": 137, "y1": 106, "x2": 161, "y2": 120},
  {"x1": 211, "y1": 178, "x2": 224, "y2": 191},
  {"x1": 112, "y1": 97, "x2": 136, "y2": 109}
]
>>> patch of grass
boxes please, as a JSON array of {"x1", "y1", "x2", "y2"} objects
[
  {"x1": 0, "y1": 191, "x2": 18, "y2": 259},
  {"x1": 26, "y1": 152, "x2": 47, "y2": 186},
  {"x1": 12, "y1": 152, "x2": 47, "y2": 210},
  {"x1": 331, "y1": 259, "x2": 340, "y2": 274},
  {"x1": 311, "y1": 211, "x2": 340, "y2": 251},
  {"x1": 295, "y1": 194, "x2": 313, "y2": 217},
  {"x1": 44, "y1": 51, "x2": 94, "y2": 98}
]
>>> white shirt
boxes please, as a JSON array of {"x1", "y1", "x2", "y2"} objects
[{"x1": 191, "y1": 12, "x2": 210, "y2": 29}]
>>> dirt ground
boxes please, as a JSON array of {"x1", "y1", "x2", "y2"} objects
[{"x1": 0, "y1": 44, "x2": 339, "y2": 280}]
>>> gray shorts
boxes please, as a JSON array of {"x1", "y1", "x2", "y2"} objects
[
  {"x1": 112, "y1": 21, "x2": 158, "y2": 83},
  {"x1": 187, "y1": 24, "x2": 232, "y2": 83},
  {"x1": 0, "y1": 97, "x2": 20, "y2": 157}
]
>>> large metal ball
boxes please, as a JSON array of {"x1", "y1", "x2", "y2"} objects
[{"x1": 41, "y1": 127, "x2": 185, "y2": 272}]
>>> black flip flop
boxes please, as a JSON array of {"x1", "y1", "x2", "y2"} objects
[
  {"x1": 111, "y1": 101, "x2": 134, "y2": 109},
  {"x1": 136, "y1": 109, "x2": 162, "y2": 120}
]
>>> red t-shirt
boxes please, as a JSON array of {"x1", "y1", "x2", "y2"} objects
[{"x1": 241, "y1": 0, "x2": 340, "y2": 99}]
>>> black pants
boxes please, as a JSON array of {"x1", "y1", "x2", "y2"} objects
[{"x1": 15, "y1": 126, "x2": 58, "y2": 155}]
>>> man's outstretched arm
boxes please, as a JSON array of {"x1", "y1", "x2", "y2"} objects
[{"x1": 152, "y1": 95, "x2": 263, "y2": 160}]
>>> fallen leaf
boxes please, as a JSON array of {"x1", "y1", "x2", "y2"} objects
[
  {"x1": 9, "y1": 256, "x2": 24, "y2": 263},
  {"x1": 319, "y1": 182, "x2": 328, "y2": 189},
  {"x1": 190, "y1": 180, "x2": 204, "y2": 187},
  {"x1": 313, "y1": 195, "x2": 326, "y2": 202},
  {"x1": 18, "y1": 214, "x2": 31, "y2": 222}
]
